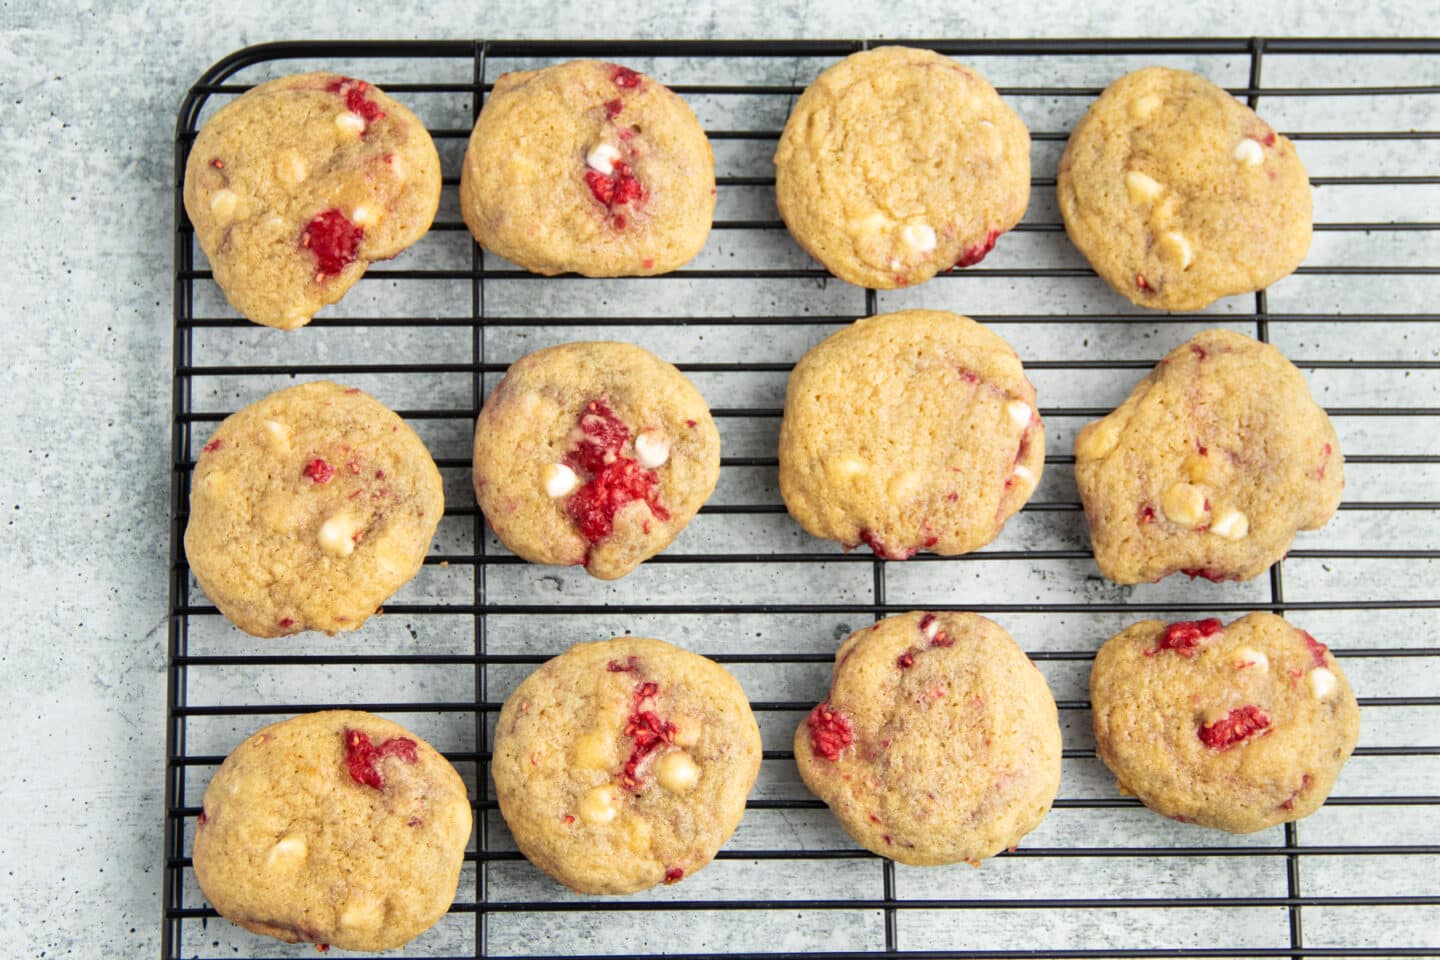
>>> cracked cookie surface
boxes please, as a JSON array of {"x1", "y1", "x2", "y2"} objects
[
  {"x1": 1091, "y1": 612, "x2": 1359, "y2": 833},
  {"x1": 775, "y1": 46, "x2": 1030, "y2": 289},
  {"x1": 193, "y1": 710, "x2": 472, "y2": 952},
  {"x1": 1058, "y1": 66, "x2": 1312, "y2": 311}
]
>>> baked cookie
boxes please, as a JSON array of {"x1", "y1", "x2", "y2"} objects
[
  {"x1": 1090, "y1": 612, "x2": 1359, "y2": 833},
  {"x1": 473, "y1": 342, "x2": 720, "y2": 579},
  {"x1": 1058, "y1": 66, "x2": 1312, "y2": 311},
  {"x1": 779, "y1": 309, "x2": 1044, "y2": 559},
  {"x1": 461, "y1": 60, "x2": 715, "y2": 276},
  {"x1": 774, "y1": 46, "x2": 1030, "y2": 289},
  {"x1": 193, "y1": 710, "x2": 472, "y2": 952},
  {"x1": 184, "y1": 73, "x2": 442, "y2": 329},
  {"x1": 795, "y1": 612, "x2": 1062, "y2": 865},
  {"x1": 185, "y1": 381, "x2": 444, "y2": 636},
  {"x1": 492, "y1": 637, "x2": 762, "y2": 894},
  {"x1": 1075, "y1": 328, "x2": 1342, "y2": 584}
]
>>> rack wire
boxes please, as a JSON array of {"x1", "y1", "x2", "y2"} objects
[{"x1": 166, "y1": 38, "x2": 1440, "y2": 960}]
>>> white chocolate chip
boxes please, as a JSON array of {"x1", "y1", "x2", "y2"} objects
[
  {"x1": 848, "y1": 210, "x2": 892, "y2": 234},
  {"x1": 1308, "y1": 667, "x2": 1338, "y2": 700},
  {"x1": 318, "y1": 512, "x2": 361, "y2": 558},
  {"x1": 1005, "y1": 400, "x2": 1032, "y2": 429},
  {"x1": 1210, "y1": 507, "x2": 1250, "y2": 540},
  {"x1": 634, "y1": 428, "x2": 671, "y2": 469},
  {"x1": 277, "y1": 149, "x2": 308, "y2": 184},
  {"x1": 543, "y1": 463, "x2": 579, "y2": 498},
  {"x1": 261, "y1": 419, "x2": 291, "y2": 454},
  {"x1": 1012, "y1": 464, "x2": 1037, "y2": 486},
  {"x1": 334, "y1": 111, "x2": 366, "y2": 135},
  {"x1": 1124, "y1": 170, "x2": 1163, "y2": 205},
  {"x1": 339, "y1": 892, "x2": 385, "y2": 932},
  {"x1": 900, "y1": 223, "x2": 937, "y2": 254},
  {"x1": 1234, "y1": 138, "x2": 1265, "y2": 166},
  {"x1": 586, "y1": 142, "x2": 621, "y2": 176},
  {"x1": 209, "y1": 188, "x2": 239, "y2": 221},
  {"x1": 350, "y1": 203, "x2": 381, "y2": 227},
  {"x1": 1129, "y1": 93, "x2": 1162, "y2": 121},
  {"x1": 1076, "y1": 419, "x2": 1122, "y2": 461},
  {"x1": 265, "y1": 834, "x2": 307, "y2": 871},
  {"x1": 656, "y1": 751, "x2": 701, "y2": 794},
  {"x1": 888, "y1": 469, "x2": 923, "y2": 501},
  {"x1": 571, "y1": 731, "x2": 614, "y2": 771},
  {"x1": 387, "y1": 154, "x2": 406, "y2": 180},
  {"x1": 578, "y1": 784, "x2": 620, "y2": 825},
  {"x1": 833, "y1": 456, "x2": 867, "y2": 478},
  {"x1": 1160, "y1": 231, "x2": 1195, "y2": 270},
  {"x1": 1162, "y1": 482, "x2": 1209, "y2": 527},
  {"x1": 1233, "y1": 647, "x2": 1269, "y2": 672},
  {"x1": 923, "y1": 617, "x2": 941, "y2": 642}
]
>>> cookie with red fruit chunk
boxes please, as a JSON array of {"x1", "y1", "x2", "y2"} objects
[
  {"x1": 192, "y1": 710, "x2": 472, "y2": 952},
  {"x1": 774, "y1": 46, "x2": 1030, "y2": 289},
  {"x1": 1058, "y1": 67, "x2": 1312, "y2": 311},
  {"x1": 492, "y1": 637, "x2": 761, "y2": 894},
  {"x1": 1075, "y1": 328, "x2": 1343, "y2": 585},
  {"x1": 779, "y1": 309, "x2": 1045, "y2": 559},
  {"x1": 472, "y1": 342, "x2": 720, "y2": 579},
  {"x1": 184, "y1": 381, "x2": 443, "y2": 636},
  {"x1": 459, "y1": 60, "x2": 715, "y2": 276},
  {"x1": 795, "y1": 612, "x2": 1062, "y2": 866},
  {"x1": 1091, "y1": 612, "x2": 1359, "y2": 833},
  {"x1": 183, "y1": 73, "x2": 442, "y2": 330}
]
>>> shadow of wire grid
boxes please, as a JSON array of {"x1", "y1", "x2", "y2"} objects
[{"x1": 166, "y1": 38, "x2": 1440, "y2": 960}]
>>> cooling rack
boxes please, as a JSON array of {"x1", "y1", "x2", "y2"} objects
[{"x1": 166, "y1": 38, "x2": 1440, "y2": 960}]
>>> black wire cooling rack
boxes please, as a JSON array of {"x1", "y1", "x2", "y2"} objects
[{"x1": 166, "y1": 38, "x2": 1440, "y2": 960}]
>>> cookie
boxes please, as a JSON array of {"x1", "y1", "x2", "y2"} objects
[
  {"x1": 1058, "y1": 66, "x2": 1312, "y2": 311},
  {"x1": 492, "y1": 637, "x2": 762, "y2": 894},
  {"x1": 185, "y1": 381, "x2": 444, "y2": 636},
  {"x1": 472, "y1": 342, "x2": 720, "y2": 580},
  {"x1": 779, "y1": 309, "x2": 1044, "y2": 559},
  {"x1": 1075, "y1": 328, "x2": 1342, "y2": 584},
  {"x1": 183, "y1": 73, "x2": 442, "y2": 330},
  {"x1": 1090, "y1": 612, "x2": 1360, "y2": 833},
  {"x1": 774, "y1": 46, "x2": 1030, "y2": 289},
  {"x1": 193, "y1": 710, "x2": 472, "y2": 952},
  {"x1": 460, "y1": 60, "x2": 715, "y2": 276},
  {"x1": 795, "y1": 612, "x2": 1062, "y2": 866}
]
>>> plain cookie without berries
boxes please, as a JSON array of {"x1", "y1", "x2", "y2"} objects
[
  {"x1": 192, "y1": 710, "x2": 472, "y2": 952},
  {"x1": 461, "y1": 60, "x2": 715, "y2": 276},
  {"x1": 779, "y1": 309, "x2": 1044, "y2": 559},
  {"x1": 1074, "y1": 328, "x2": 1342, "y2": 584},
  {"x1": 492, "y1": 637, "x2": 762, "y2": 894},
  {"x1": 1058, "y1": 66, "x2": 1312, "y2": 311},
  {"x1": 472, "y1": 342, "x2": 720, "y2": 580},
  {"x1": 184, "y1": 72, "x2": 442, "y2": 329},
  {"x1": 795, "y1": 612, "x2": 1062, "y2": 866},
  {"x1": 185, "y1": 381, "x2": 444, "y2": 636},
  {"x1": 1090, "y1": 612, "x2": 1360, "y2": 833},
  {"x1": 775, "y1": 46, "x2": 1031, "y2": 289}
]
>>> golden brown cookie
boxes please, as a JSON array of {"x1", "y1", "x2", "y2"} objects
[
  {"x1": 1075, "y1": 328, "x2": 1342, "y2": 584},
  {"x1": 185, "y1": 381, "x2": 444, "y2": 636},
  {"x1": 1090, "y1": 612, "x2": 1360, "y2": 833},
  {"x1": 795, "y1": 612, "x2": 1062, "y2": 865},
  {"x1": 492, "y1": 637, "x2": 762, "y2": 894},
  {"x1": 774, "y1": 46, "x2": 1030, "y2": 289},
  {"x1": 1058, "y1": 67, "x2": 1312, "y2": 311},
  {"x1": 460, "y1": 60, "x2": 715, "y2": 276},
  {"x1": 472, "y1": 342, "x2": 720, "y2": 580},
  {"x1": 184, "y1": 73, "x2": 442, "y2": 330},
  {"x1": 193, "y1": 710, "x2": 472, "y2": 952},
  {"x1": 779, "y1": 309, "x2": 1044, "y2": 559}
]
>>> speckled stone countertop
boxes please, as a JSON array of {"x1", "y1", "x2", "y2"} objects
[{"x1": 2, "y1": 2, "x2": 1435, "y2": 957}]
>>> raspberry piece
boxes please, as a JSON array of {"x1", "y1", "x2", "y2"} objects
[
  {"x1": 326, "y1": 76, "x2": 386, "y2": 124},
  {"x1": 569, "y1": 399, "x2": 629, "y2": 472},
  {"x1": 897, "y1": 652, "x2": 915, "y2": 670},
  {"x1": 302, "y1": 209, "x2": 364, "y2": 277},
  {"x1": 860, "y1": 529, "x2": 919, "y2": 561},
  {"x1": 1136, "y1": 273, "x2": 1152, "y2": 292},
  {"x1": 1191, "y1": 343, "x2": 1208, "y2": 361},
  {"x1": 1259, "y1": 129, "x2": 1277, "y2": 147},
  {"x1": 1198, "y1": 705, "x2": 1270, "y2": 750},
  {"x1": 278, "y1": 617, "x2": 295, "y2": 629},
  {"x1": 1147, "y1": 618, "x2": 1224, "y2": 658},
  {"x1": 611, "y1": 65, "x2": 643, "y2": 89},
  {"x1": 584, "y1": 160, "x2": 645, "y2": 211},
  {"x1": 209, "y1": 157, "x2": 224, "y2": 169},
  {"x1": 1300, "y1": 630, "x2": 1329, "y2": 667},
  {"x1": 1139, "y1": 505, "x2": 1157, "y2": 524},
  {"x1": 197, "y1": 809, "x2": 207, "y2": 826},
  {"x1": 807, "y1": 702, "x2": 854, "y2": 761},
  {"x1": 604, "y1": 98, "x2": 624, "y2": 119},
  {"x1": 1180, "y1": 568, "x2": 1235, "y2": 583},
  {"x1": 954, "y1": 228, "x2": 1000, "y2": 268},
  {"x1": 1281, "y1": 773, "x2": 1313, "y2": 811},
  {"x1": 663, "y1": 867, "x2": 684, "y2": 883},
  {"x1": 619, "y1": 681, "x2": 676, "y2": 791},
  {"x1": 562, "y1": 399, "x2": 669, "y2": 544},
  {"x1": 607, "y1": 656, "x2": 640, "y2": 673},
  {"x1": 202, "y1": 438, "x2": 223, "y2": 453},
  {"x1": 302, "y1": 458, "x2": 336, "y2": 484},
  {"x1": 343, "y1": 728, "x2": 419, "y2": 790}
]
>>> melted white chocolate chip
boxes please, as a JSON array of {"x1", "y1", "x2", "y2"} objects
[
  {"x1": 578, "y1": 784, "x2": 620, "y2": 824},
  {"x1": 634, "y1": 428, "x2": 671, "y2": 469},
  {"x1": 1233, "y1": 138, "x2": 1265, "y2": 166},
  {"x1": 1162, "y1": 482, "x2": 1209, "y2": 527},
  {"x1": 900, "y1": 223, "x2": 937, "y2": 254},
  {"x1": 656, "y1": 751, "x2": 701, "y2": 794},
  {"x1": 1308, "y1": 667, "x2": 1339, "y2": 700},
  {"x1": 586, "y1": 142, "x2": 621, "y2": 176},
  {"x1": 318, "y1": 512, "x2": 361, "y2": 558},
  {"x1": 1124, "y1": 170, "x2": 1163, "y2": 204},
  {"x1": 543, "y1": 463, "x2": 579, "y2": 498},
  {"x1": 334, "y1": 111, "x2": 366, "y2": 135},
  {"x1": 1159, "y1": 231, "x2": 1194, "y2": 270},
  {"x1": 1232, "y1": 647, "x2": 1269, "y2": 672},
  {"x1": 1005, "y1": 400, "x2": 1032, "y2": 429},
  {"x1": 1210, "y1": 508, "x2": 1250, "y2": 540},
  {"x1": 209, "y1": 188, "x2": 239, "y2": 221},
  {"x1": 265, "y1": 834, "x2": 307, "y2": 871}
]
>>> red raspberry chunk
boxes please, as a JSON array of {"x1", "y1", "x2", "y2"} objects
[
  {"x1": 302, "y1": 209, "x2": 364, "y2": 277},
  {"x1": 561, "y1": 399, "x2": 669, "y2": 544},
  {"x1": 343, "y1": 728, "x2": 419, "y2": 790},
  {"x1": 1147, "y1": 618, "x2": 1224, "y2": 658},
  {"x1": 584, "y1": 160, "x2": 645, "y2": 210},
  {"x1": 860, "y1": 529, "x2": 918, "y2": 561},
  {"x1": 807, "y1": 702, "x2": 854, "y2": 761},
  {"x1": 604, "y1": 98, "x2": 624, "y2": 119},
  {"x1": 954, "y1": 228, "x2": 1000, "y2": 268},
  {"x1": 1180, "y1": 568, "x2": 1235, "y2": 583},
  {"x1": 611, "y1": 65, "x2": 643, "y2": 89},
  {"x1": 202, "y1": 438, "x2": 223, "y2": 453},
  {"x1": 326, "y1": 76, "x2": 386, "y2": 124},
  {"x1": 1198, "y1": 705, "x2": 1270, "y2": 750},
  {"x1": 663, "y1": 867, "x2": 684, "y2": 884},
  {"x1": 302, "y1": 458, "x2": 336, "y2": 484},
  {"x1": 1300, "y1": 630, "x2": 1329, "y2": 666},
  {"x1": 619, "y1": 680, "x2": 676, "y2": 790},
  {"x1": 897, "y1": 652, "x2": 915, "y2": 670}
]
